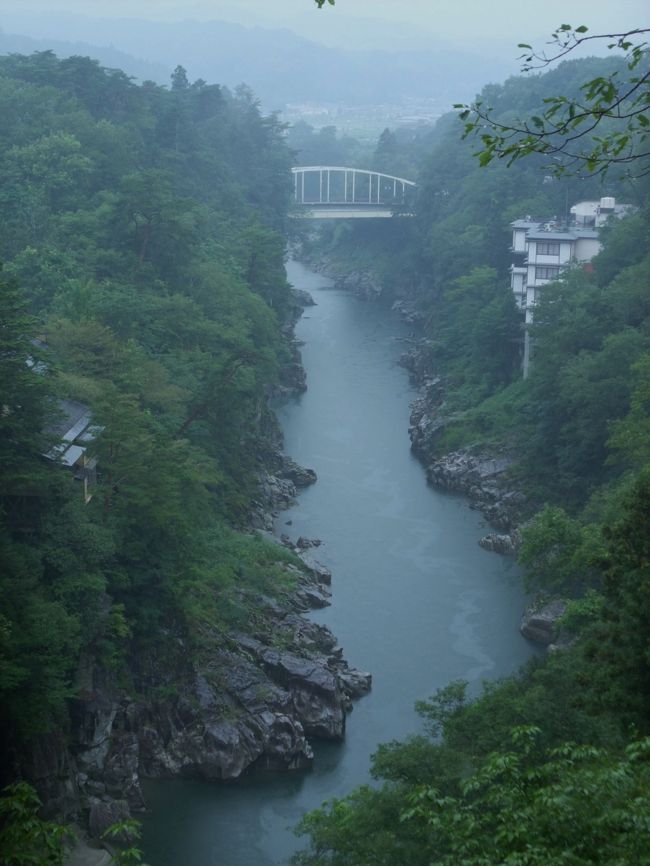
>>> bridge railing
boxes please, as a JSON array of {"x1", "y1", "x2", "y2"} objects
[{"x1": 292, "y1": 166, "x2": 416, "y2": 208}]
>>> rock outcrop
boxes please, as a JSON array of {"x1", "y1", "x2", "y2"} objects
[
  {"x1": 38, "y1": 277, "x2": 370, "y2": 856},
  {"x1": 52, "y1": 563, "x2": 370, "y2": 845},
  {"x1": 391, "y1": 299, "x2": 425, "y2": 326},
  {"x1": 520, "y1": 599, "x2": 568, "y2": 645},
  {"x1": 273, "y1": 288, "x2": 314, "y2": 398},
  {"x1": 249, "y1": 414, "x2": 318, "y2": 532},
  {"x1": 290, "y1": 287, "x2": 316, "y2": 308},
  {"x1": 334, "y1": 270, "x2": 382, "y2": 300},
  {"x1": 479, "y1": 530, "x2": 522, "y2": 555},
  {"x1": 295, "y1": 252, "x2": 383, "y2": 301},
  {"x1": 405, "y1": 348, "x2": 529, "y2": 548}
]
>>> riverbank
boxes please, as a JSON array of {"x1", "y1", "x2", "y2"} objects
[
  {"x1": 139, "y1": 258, "x2": 534, "y2": 866},
  {"x1": 403, "y1": 353, "x2": 528, "y2": 556},
  {"x1": 398, "y1": 337, "x2": 572, "y2": 648},
  {"x1": 300, "y1": 250, "x2": 530, "y2": 555},
  {"x1": 52, "y1": 282, "x2": 371, "y2": 862}
]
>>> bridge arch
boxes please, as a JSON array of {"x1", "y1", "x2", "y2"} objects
[{"x1": 292, "y1": 166, "x2": 416, "y2": 217}]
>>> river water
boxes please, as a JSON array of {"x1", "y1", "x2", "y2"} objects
[{"x1": 141, "y1": 260, "x2": 535, "y2": 866}]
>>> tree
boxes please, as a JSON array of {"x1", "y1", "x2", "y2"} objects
[
  {"x1": 170, "y1": 65, "x2": 189, "y2": 91},
  {"x1": 455, "y1": 25, "x2": 650, "y2": 177},
  {"x1": 593, "y1": 469, "x2": 650, "y2": 723},
  {"x1": 0, "y1": 783, "x2": 69, "y2": 865},
  {"x1": 295, "y1": 726, "x2": 650, "y2": 866},
  {"x1": 402, "y1": 730, "x2": 650, "y2": 866},
  {"x1": 0, "y1": 268, "x2": 55, "y2": 494},
  {"x1": 518, "y1": 505, "x2": 595, "y2": 593}
]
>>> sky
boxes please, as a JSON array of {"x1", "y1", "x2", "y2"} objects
[{"x1": 2, "y1": 0, "x2": 647, "y2": 53}]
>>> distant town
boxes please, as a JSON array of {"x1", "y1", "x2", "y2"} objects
[{"x1": 283, "y1": 97, "x2": 443, "y2": 140}]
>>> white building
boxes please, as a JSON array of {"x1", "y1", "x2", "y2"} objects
[{"x1": 510, "y1": 196, "x2": 631, "y2": 376}]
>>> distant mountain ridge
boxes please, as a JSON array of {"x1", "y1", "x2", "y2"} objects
[
  {"x1": 0, "y1": 11, "x2": 513, "y2": 109},
  {"x1": 0, "y1": 29, "x2": 169, "y2": 83}
]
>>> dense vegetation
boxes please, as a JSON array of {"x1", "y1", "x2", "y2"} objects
[
  {"x1": 293, "y1": 52, "x2": 650, "y2": 865},
  {"x1": 3, "y1": 41, "x2": 650, "y2": 866},
  {"x1": 0, "y1": 52, "x2": 300, "y2": 766}
]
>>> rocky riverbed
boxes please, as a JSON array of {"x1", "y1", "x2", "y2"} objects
[
  {"x1": 44, "y1": 560, "x2": 371, "y2": 845},
  {"x1": 403, "y1": 347, "x2": 528, "y2": 555},
  {"x1": 399, "y1": 339, "x2": 573, "y2": 650},
  {"x1": 293, "y1": 250, "x2": 383, "y2": 301}
]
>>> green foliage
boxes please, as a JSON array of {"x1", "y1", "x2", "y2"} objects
[
  {"x1": 294, "y1": 667, "x2": 649, "y2": 866},
  {"x1": 434, "y1": 380, "x2": 530, "y2": 456},
  {"x1": 287, "y1": 121, "x2": 369, "y2": 168},
  {"x1": 589, "y1": 469, "x2": 650, "y2": 723},
  {"x1": 518, "y1": 505, "x2": 601, "y2": 593},
  {"x1": 294, "y1": 30, "x2": 650, "y2": 866},
  {"x1": 102, "y1": 819, "x2": 149, "y2": 866},
  {"x1": 515, "y1": 254, "x2": 650, "y2": 501},
  {"x1": 456, "y1": 26, "x2": 650, "y2": 178},
  {"x1": 560, "y1": 588, "x2": 605, "y2": 632},
  {"x1": 0, "y1": 268, "x2": 52, "y2": 484},
  {"x1": 428, "y1": 266, "x2": 521, "y2": 402},
  {"x1": 295, "y1": 638, "x2": 649, "y2": 864},
  {"x1": 0, "y1": 51, "x2": 298, "y2": 748},
  {"x1": 403, "y1": 732, "x2": 650, "y2": 866},
  {"x1": 0, "y1": 782, "x2": 70, "y2": 865},
  {"x1": 609, "y1": 352, "x2": 650, "y2": 468}
]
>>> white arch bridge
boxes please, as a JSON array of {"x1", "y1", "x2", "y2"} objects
[{"x1": 292, "y1": 166, "x2": 416, "y2": 218}]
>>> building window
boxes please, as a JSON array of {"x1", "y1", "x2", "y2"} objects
[
  {"x1": 535, "y1": 265, "x2": 561, "y2": 280},
  {"x1": 537, "y1": 241, "x2": 560, "y2": 255}
]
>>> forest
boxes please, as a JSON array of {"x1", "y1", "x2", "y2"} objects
[
  {"x1": 291, "y1": 43, "x2": 650, "y2": 866},
  {"x1": 0, "y1": 49, "x2": 301, "y2": 806},
  {"x1": 1, "y1": 28, "x2": 650, "y2": 866}
]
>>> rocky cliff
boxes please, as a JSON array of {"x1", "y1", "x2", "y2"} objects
[
  {"x1": 34, "y1": 559, "x2": 370, "y2": 842},
  {"x1": 405, "y1": 356, "x2": 529, "y2": 554},
  {"x1": 24, "y1": 283, "x2": 371, "y2": 855}
]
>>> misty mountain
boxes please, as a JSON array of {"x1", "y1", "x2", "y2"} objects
[
  {"x1": 0, "y1": 11, "x2": 513, "y2": 109},
  {"x1": 0, "y1": 29, "x2": 168, "y2": 84}
]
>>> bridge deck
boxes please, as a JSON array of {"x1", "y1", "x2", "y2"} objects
[
  {"x1": 293, "y1": 206, "x2": 411, "y2": 219},
  {"x1": 291, "y1": 165, "x2": 416, "y2": 218}
]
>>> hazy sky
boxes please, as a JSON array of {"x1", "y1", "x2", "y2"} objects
[{"x1": 3, "y1": 0, "x2": 647, "y2": 51}]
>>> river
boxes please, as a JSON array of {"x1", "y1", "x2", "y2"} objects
[{"x1": 141, "y1": 259, "x2": 536, "y2": 866}]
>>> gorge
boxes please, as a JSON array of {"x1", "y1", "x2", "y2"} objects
[{"x1": 140, "y1": 259, "x2": 537, "y2": 866}]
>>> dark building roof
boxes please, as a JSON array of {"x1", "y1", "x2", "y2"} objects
[{"x1": 46, "y1": 399, "x2": 92, "y2": 441}]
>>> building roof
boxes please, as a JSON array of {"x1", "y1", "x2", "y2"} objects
[
  {"x1": 46, "y1": 399, "x2": 92, "y2": 441},
  {"x1": 511, "y1": 219, "x2": 541, "y2": 230},
  {"x1": 524, "y1": 227, "x2": 599, "y2": 241},
  {"x1": 59, "y1": 444, "x2": 86, "y2": 467}
]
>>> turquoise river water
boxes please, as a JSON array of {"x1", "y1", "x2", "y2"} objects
[{"x1": 141, "y1": 259, "x2": 536, "y2": 866}]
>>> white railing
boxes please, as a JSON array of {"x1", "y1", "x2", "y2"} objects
[{"x1": 292, "y1": 166, "x2": 416, "y2": 207}]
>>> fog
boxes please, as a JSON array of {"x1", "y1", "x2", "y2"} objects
[
  {"x1": 1, "y1": 0, "x2": 644, "y2": 136},
  {"x1": 2, "y1": 0, "x2": 647, "y2": 49}
]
